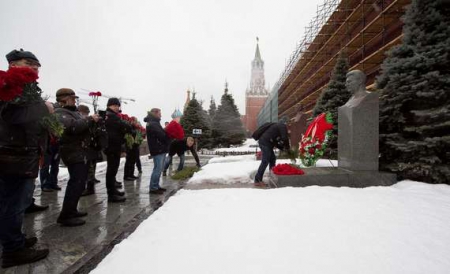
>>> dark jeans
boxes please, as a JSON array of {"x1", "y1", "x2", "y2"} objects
[
  {"x1": 0, "y1": 175, "x2": 35, "y2": 253},
  {"x1": 164, "y1": 153, "x2": 185, "y2": 172},
  {"x1": 254, "y1": 144, "x2": 276, "y2": 182},
  {"x1": 59, "y1": 162, "x2": 88, "y2": 219},
  {"x1": 87, "y1": 160, "x2": 97, "y2": 182},
  {"x1": 39, "y1": 144, "x2": 60, "y2": 189},
  {"x1": 124, "y1": 146, "x2": 138, "y2": 178},
  {"x1": 105, "y1": 150, "x2": 121, "y2": 195},
  {"x1": 135, "y1": 150, "x2": 142, "y2": 172}
]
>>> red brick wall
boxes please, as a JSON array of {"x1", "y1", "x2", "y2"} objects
[{"x1": 244, "y1": 97, "x2": 267, "y2": 133}]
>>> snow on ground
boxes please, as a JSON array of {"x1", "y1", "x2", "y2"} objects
[
  {"x1": 92, "y1": 180, "x2": 450, "y2": 274},
  {"x1": 213, "y1": 138, "x2": 260, "y2": 153},
  {"x1": 189, "y1": 157, "x2": 337, "y2": 185}
]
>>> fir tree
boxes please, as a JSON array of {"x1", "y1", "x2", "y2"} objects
[
  {"x1": 180, "y1": 93, "x2": 211, "y2": 149},
  {"x1": 376, "y1": 0, "x2": 450, "y2": 184},
  {"x1": 312, "y1": 53, "x2": 351, "y2": 159},
  {"x1": 208, "y1": 96, "x2": 217, "y2": 121},
  {"x1": 212, "y1": 83, "x2": 246, "y2": 147}
]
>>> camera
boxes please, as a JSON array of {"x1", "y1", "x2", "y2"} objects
[{"x1": 98, "y1": 110, "x2": 107, "y2": 120}]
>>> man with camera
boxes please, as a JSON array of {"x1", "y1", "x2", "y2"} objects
[
  {"x1": 78, "y1": 105, "x2": 106, "y2": 196},
  {"x1": 54, "y1": 88, "x2": 100, "y2": 226}
]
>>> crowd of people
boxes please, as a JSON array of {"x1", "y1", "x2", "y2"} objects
[
  {"x1": 0, "y1": 49, "x2": 201, "y2": 268},
  {"x1": 0, "y1": 48, "x2": 290, "y2": 269}
]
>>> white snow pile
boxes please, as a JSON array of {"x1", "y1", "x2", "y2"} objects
[
  {"x1": 214, "y1": 138, "x2": 260, "y2": 153},
  {"x1": 92, "y1": 180, "x2": 450, "y2": 274}
]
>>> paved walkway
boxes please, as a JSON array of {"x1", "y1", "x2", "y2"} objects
[{"x1": 0, "y1": 156, "x2": 208, "y2": 274}]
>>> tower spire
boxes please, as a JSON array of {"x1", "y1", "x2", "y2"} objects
[{"x1": 255, "y1": 37, "x2": 261, "y2": 60}]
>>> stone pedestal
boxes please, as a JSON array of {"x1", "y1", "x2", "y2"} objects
[
  {"x1": 338, "y1": 92, "x2": 379, "y2": 171},
  {"x1": 269, "y1": 167, "x2": 397, "y2": 188}
]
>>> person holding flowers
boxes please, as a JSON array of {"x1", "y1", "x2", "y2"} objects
[
  {"x1": 0, "y1": 49, "x2": 53, "y2": 268},
  {"x1": 54, "y1": 88, "x2": 100, "y2": 227},
  {"x1": 104, "y1": 98, "x2": 131, "y2": 202}
]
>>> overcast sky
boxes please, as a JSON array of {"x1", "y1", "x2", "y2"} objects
[{"x1": 1, "y1": 0, "x2": 322, "y2": 123}]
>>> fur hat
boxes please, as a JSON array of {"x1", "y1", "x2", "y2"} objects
[
  {"x1": 56, "y1": 88, "x2": 78, "y2": 102},
  {"x1": 6, "y1": 49, "x2": 40, "y2": 65},
  {"x1": 107, "y1": 98, "x2": 121, "y2": 107}
]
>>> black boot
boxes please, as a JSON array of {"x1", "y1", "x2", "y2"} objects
[
  {"x1": 111, "y1": 189, "x2": 125, "y2": 196},
  {"x1": 56, "y1": 217, "x2": 86, "y2": 227},
  {"x1": 1, "y1": 247, "x2": 49, "y2": 268},
  {"x1": 81, "y1": 181, "x2": 95, "y2": 196},
  {"x1": 25, "y1": 202, "x2": 49, "y2": 214},
  {"x1": 24, "y1": 237, "x2": 37, "y2": 248},
  {"x1": 108, "y1": 195, "x2": 126, "y2": 203}
]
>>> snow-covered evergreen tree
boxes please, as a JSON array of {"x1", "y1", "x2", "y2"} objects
[
  {"x1": 376, "y1": 0, "x2": 450, "y2": 183},
  {"x1": 312, "y1": 53, "x2": 351, "y2": 159},
  {"x1": 180, "y1": 93, "x2": 211, "y2": 149},
  {"x1": 208, "y1": 96, "x2": 217, "y2": 121},
  {"x1": 211, "y1": 83, "x2": 246, "y2": 147}
]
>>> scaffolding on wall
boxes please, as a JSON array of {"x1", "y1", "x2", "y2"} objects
[{"x1": 274, "y1": 0, "x2": 410, "y2": 120}]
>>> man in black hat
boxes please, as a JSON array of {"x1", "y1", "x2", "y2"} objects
[
  {"x1": 0, "y1": 49, "x2": 51, "y2": 268},
  {"x1": 5, "y1": 49, "x2": 50, "y2": 214},
  {"x1": 104, "y1": 98, "x2": 131, "y2": 202}
]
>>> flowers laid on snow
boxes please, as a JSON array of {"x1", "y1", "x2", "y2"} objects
[
  {"x1": 272, "y1": 163, "x2": 305, "y2": 175},
  {"x1": 299, "y1": 112, "x2": 334, "y2": 167}
]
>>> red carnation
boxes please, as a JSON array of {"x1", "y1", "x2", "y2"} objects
[
  {"x1": 5, "y1": 67, "x2": 38, "y2": 86},
  {"x1": 0, "y1": 67, "x2": 38, "y2": 102},
  {"x1": 165, "y1": 120, "x2": 184, "y2": 140},
  {"x1": 273, "y1": 164, "x2": 304, "y2": 175}
]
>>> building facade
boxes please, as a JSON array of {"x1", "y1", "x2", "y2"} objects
[{"x1": 257, "y1": 0, "x2": 410, "y2": 142}]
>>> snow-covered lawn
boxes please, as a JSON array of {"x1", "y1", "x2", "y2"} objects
[
  {"x1": 91, "y1": 149, "x2": 450, "y2": 273},
  {"x1": 189, "y1": 156, "x2": 337, "y2": 185},
  {"x1": 213, "y1": 138, "x2": 260, "y2": 153},
  {"x1": 92, "y1": 180, "x2": 450, "y2": 274}
]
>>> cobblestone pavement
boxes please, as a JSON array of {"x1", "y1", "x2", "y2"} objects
[{"x1": 0, "y1": 156, "x2": 209, "y2": 274}]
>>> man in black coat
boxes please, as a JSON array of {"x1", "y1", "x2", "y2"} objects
[
  {"x1": 0, "y1": 49, "x2": 51, "y2": 268},
  {"x1": 163, "y1": 137, "x2": 200, "y2": 176},
  {"x1": 55, "y1": 88, "x2": 100, "y2": 226},
  {"x1": 145, "y1": 108, "x2": 170, "y2": 194},
  {"x1": 254, "y1": 117, "x2": 290, "y2": 187},
  {"x1": 104, "y1": 98, "x2": 130, "y2": 202}
]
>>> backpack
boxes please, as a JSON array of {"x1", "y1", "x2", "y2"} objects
[{"x1": 252, "y1": 122, "x2": 275, "y2": 140}]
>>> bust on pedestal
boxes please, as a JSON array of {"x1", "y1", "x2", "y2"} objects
[{"x1": 338, "y1": 70, "x2": 379, "y2": 171}]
